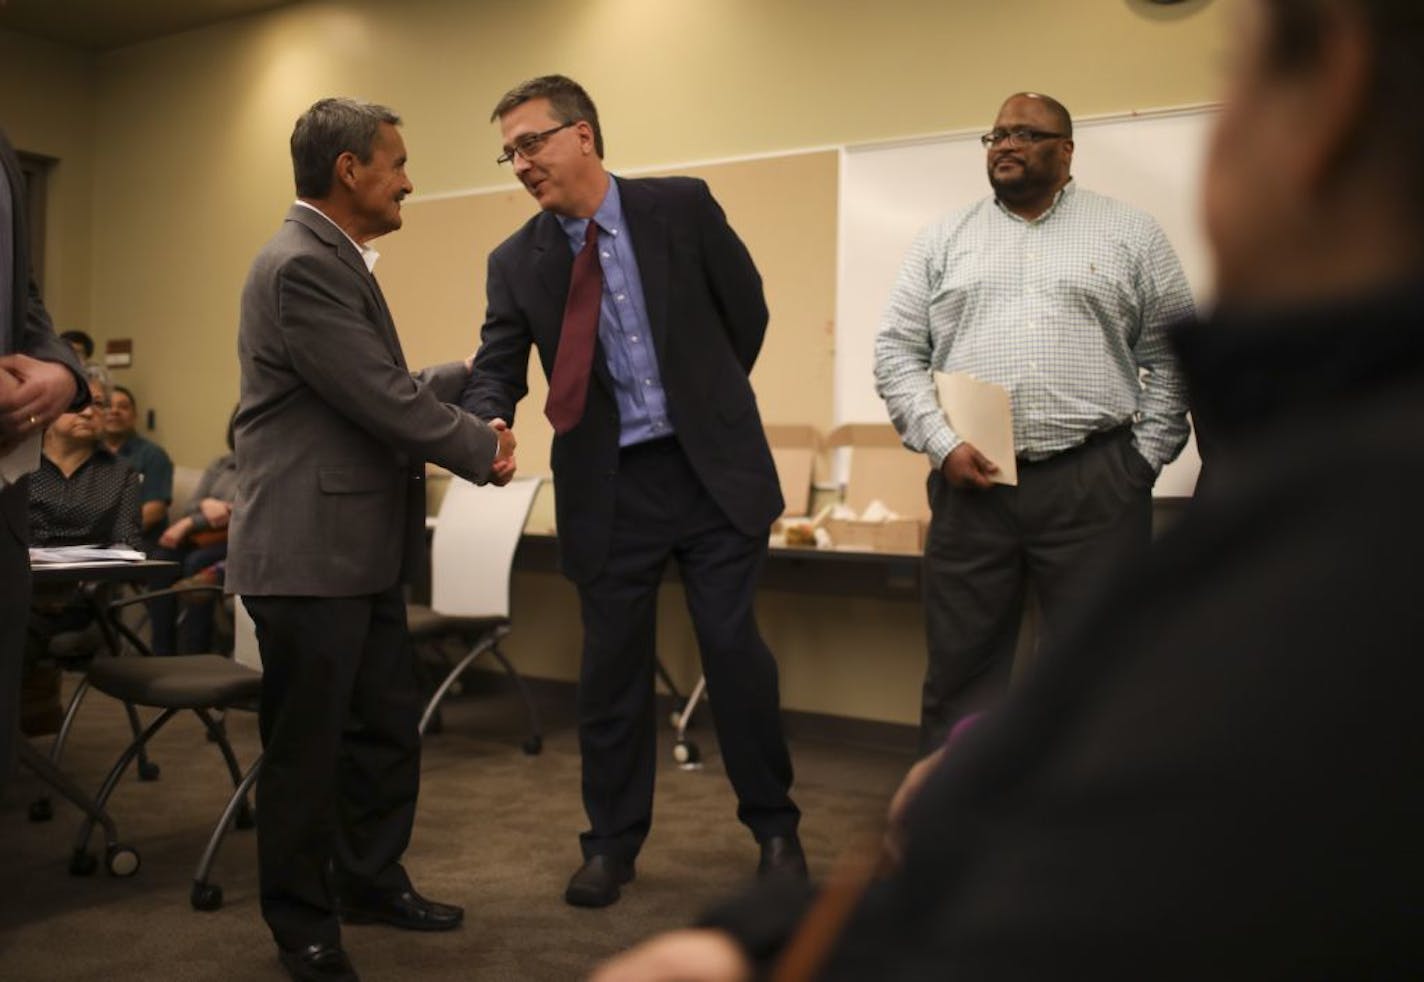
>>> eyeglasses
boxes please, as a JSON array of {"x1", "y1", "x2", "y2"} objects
[
  {"x1": 496, "y1": 121, "x2": 576, "y2": 166},
  {"x1": 980, "y1": 127, "x2": 1068, "y2": 149}
]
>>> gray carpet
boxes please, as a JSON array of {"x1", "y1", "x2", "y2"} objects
[{"x1": 0, "y1": 674, "x2": 911, "y2": 980}]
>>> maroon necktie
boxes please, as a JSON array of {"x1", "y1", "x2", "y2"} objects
[{"x1": 544, "y1": 221, "x2": 603, "y2": 434}]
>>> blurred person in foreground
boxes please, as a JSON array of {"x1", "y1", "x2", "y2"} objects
[{"x1": 590, "y1": 0, "x2": 1424, "y2": 977}]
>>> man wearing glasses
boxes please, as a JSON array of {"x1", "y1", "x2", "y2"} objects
[
  {"x1": 874, "y1": 93, "x2": 1193, "y2": 755},
  {"x1": 463, "y1": 75, "x2": 803, "y2": 908}
]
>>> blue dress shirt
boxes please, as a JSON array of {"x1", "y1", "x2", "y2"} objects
[{"x1": 557, "y1": 179, "x2": 673, "y2": 447}]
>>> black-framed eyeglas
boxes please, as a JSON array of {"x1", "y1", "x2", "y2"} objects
[
  {"x1": 980, "y1": 127, "x2": 1069, "y2": 149},
  {"x1": 496, "y1": 121, "x2": 576, "y2": 166}
]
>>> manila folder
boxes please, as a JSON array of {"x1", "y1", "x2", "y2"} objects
[{"x1": 934, "y1": 371, "x2": 1017, "y2": 486}]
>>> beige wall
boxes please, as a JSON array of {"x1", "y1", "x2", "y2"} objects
[
  {"x1": 0, "y1": 29, "x2": 95, "y2": 334},
  {"x1": 77, "y1": 0, "x2": 1232, "y2": 465},
  {"x1": 10, "y1": 0, "x2": 1232, "y2": 724}
]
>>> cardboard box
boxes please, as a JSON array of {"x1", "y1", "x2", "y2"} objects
[
  {"x1": 823, "y1": 515, "x2": 925, "y2": 554},
  {"x1": 765, "y1": 424, "x2": 820, "y2": 518},
  {"x1": 823, "y1": 423, "x2": 932, "y2": 555}
]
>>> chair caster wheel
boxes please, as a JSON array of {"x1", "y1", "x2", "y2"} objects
[
  {"x1": 521, "y1": 735, "x2": 543, "y2": 756},
  {"x1": 191, "y1": 881, "x2": 224, "y2": 911},
  {"x1": 28, "y1": 797, "x2": 53, "y2": 822},
  {"x1": 673, "y1": 739, "x2": 702, "y2": 768},
  {"x1": 137, "y1": 760, "x2": 161, "y2": 781},
  {"x1": 106, "y1": 844, "x2": 141, "y2": 877},
  {"x1": 235, "y1": 802, "x2": 256, "y2": 829},
  {"x1": 69, "y1": 849, "x2": 98, "y2": 876}
]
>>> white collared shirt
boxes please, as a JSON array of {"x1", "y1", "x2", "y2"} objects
[{"x1": 293, "y1": 200, "x2": 380, "y2": 272}]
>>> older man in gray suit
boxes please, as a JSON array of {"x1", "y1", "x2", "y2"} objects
[{"x1": 228, "y1": 98, "x2": 515, "y2": 982}]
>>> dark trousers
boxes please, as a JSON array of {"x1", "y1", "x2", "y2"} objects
[
  {"x1": 243, "y1": 585, "x2": 421, "y2": 950},
  {"x1": 0, "y1": 481, "x2": 29, "y2": 799},
  {"x1": 575, "y1": 437, "x2": 799, "y2": 863},
  {"x1": 920, "y1": 427, "x2": 1154, "y2": 754}
]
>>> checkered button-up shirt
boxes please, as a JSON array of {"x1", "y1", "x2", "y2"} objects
[{"x1": 873, "y1": 180, "x2": 1192, "y2": 470}]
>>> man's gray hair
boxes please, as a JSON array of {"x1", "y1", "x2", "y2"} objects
[{"x1": 291, "y1": 97, "x2": 401, "y2": 199}]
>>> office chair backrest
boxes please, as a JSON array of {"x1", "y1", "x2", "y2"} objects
[
  {"x1": 430, "y1": 476, "x2": 541, "y2": 620},
  {"x1": 170, "y1": 464, "x2": 205, "y2": 520}
]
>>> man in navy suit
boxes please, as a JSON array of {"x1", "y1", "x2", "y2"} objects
[{"x1": 463, "y1": 75, "x2": 803, "y2": 907}]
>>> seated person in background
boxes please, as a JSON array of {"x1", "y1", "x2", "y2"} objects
[
  {"x1": 148, "y1": 407, "x2": 238, "y2": 655},
  {"x1": 591, "y1": 0, "x2": 1424, "y2": 978},
  {"x1": 59, "y1": 329, "x2": 95, "y2": 365},
  {"x1": 101, "y1": 384, "x2": 173, "y2": 547},
  {"x1": 24, "y1": 373, "x2": 142, "y2": 734}
]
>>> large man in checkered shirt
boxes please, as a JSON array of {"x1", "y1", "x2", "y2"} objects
[{"x1": 874, "y1": 93, "x2": 1192, "y2": 754}]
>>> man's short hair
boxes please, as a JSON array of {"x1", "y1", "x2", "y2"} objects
[
  {"x1": 60, "y1": 329, "x2": 94, "y2": 359},
  {"x1": 491, "y1": 75, "x2": 604, "y2": 159},
  {"x1": 111, "y1": 384, "x2": 135, "y2": 410},
  {"x1": 290, "y1": 97, "x2": 402, "y2": 199}
]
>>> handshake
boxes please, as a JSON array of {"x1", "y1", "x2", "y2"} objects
[{"x1": 487, "y1": 416, "x2": 517, "y2": 487}]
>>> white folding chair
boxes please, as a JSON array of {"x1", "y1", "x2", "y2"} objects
[{"x1": 408, "y1": 475, "x2": 544, "y2": 754}]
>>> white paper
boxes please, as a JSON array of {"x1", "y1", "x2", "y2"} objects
[
  {"x1": 28, "y1": 544, "x2": 147, "y2": 565},
  {"x1": 0, "y1": 431, "x2": 41, "y2": 487},
  {"x1": 934, "y1": 371, "x2": 1018, "y2": 486}
]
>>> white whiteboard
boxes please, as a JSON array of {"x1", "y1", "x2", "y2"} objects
[{"x1": 835, "y1": 106, "x2": 1217, "y2": 497}]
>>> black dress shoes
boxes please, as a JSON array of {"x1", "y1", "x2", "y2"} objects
[
  {"x1": 758, "y1": 834, "x2": 809, "y2": 880},
  {"x1": 278, "y1": 942, "x2": 359, "y2": 982},
  {"x1": 338, "y1": 885, "x2": 464, "y2": 931},
  {"x1": 564, "y1": 854, "x2": 635, "y2": 908}
]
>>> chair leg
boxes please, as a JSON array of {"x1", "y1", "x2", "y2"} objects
[
  {"x1": 417, "y1": 631, "x2": 504, "y2": 736},
  {"x1": 48, "y1": 675, "x2": 91, "y2": 765},
  {"x1": 487, "y1": 642, "x2": 544, "y2": 755},
  {"x1": 192, "y1": 752, "x2": 263, "y2": 912},
  {"x1": 29, "y1": 676, "x2": 93, "y2": 823},
  {"x1": 193, "y1": 708, "x2": 254, "y2": 827},
  {"x1": 19, "y1": 742, "x2": 120, "y2": 846},
  {"x1": 671, "y1": 676, "x2": 708, "y2": 770},
  {"x1": 72, "y1": 707, "x2": 180, "y2": 869},
  {"x1": 122, "y1": 702, "x2": 161, "y2": 781},
  {"x1": 411, "y1": 641, "x2": 448, "y2": 735}
]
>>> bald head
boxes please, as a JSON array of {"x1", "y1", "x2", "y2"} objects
[{"x1": 1002, "y1": 92, "x2": 1073, "y2": 139}]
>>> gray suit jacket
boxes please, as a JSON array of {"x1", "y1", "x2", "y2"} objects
[{"x1": 227, "y1": 204, "x2": 498, "y2": 598}]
